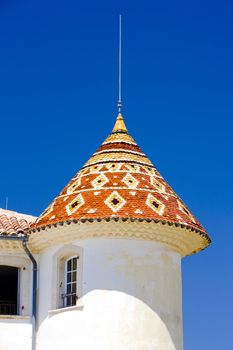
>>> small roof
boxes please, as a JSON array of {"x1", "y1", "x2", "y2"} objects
[
  {"x1": 0, "y1": 209, "x2": 36, "y2": 236},
  {"x1": 33, "y1": 113, "x2": 210, "y2": 251}
]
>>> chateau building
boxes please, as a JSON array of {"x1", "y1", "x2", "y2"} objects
[{"x1": 0, "y1": 113, "x2": 211, "y2": 350}]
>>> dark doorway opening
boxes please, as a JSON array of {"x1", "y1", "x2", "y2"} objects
[{"x1": 0, "y1": 266, "x2": 19, "y2": 315}]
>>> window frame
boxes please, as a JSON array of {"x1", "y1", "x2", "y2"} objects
[
  {"x1": 64, "y1": 255, "x2": 79, "y2": 307},
  {"x1": 0, "y1": 255, "x2": 32, "y2": 317},
  {"x1": 0, "y1": 265, "x2": 19, "y2": 315},
  {"x1": 51, "y1": 244, "x2": 83, "y2": 310}
]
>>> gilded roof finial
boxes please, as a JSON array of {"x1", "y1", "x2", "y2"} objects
[{"x1": 112, "y1": 113, "x2": 128, "y2": 133}]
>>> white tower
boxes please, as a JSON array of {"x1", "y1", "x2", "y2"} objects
[{"x1": 30, "y1": 113, "x2": 211, "y2": 350}]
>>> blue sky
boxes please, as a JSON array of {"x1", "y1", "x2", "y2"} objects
[{"x1": 0, "y1": 0, "x2": 232, "y2": 348}]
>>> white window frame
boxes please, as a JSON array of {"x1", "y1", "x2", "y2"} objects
[
  {"x1": 64, "y1": 255, "x2": 79, "y2": 307},
  {"x1": 0, "y1": 255, "x2": 32, "y2": 317},
  {"x1": 0, "y1": 266, "x2": 19, "y2": 315},
  {"x1": 51, "y1": 244, "x2": 83, "y2": 310}
]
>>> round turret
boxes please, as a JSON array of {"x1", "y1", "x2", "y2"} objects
[{"x1": 30, "y1": 114, "x2": 211, "y2": 350}]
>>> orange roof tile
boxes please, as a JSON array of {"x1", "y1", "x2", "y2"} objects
[
  {"x1": 0, "y1": 209, "x2": 36, "y2": 236},
  {"x1": 33, "y1": 113, "x2": 210, "y2": 247}
]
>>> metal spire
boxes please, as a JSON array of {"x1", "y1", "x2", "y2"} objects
[{"x1": 117, "y1": 15, "x2": 122, "y2": 114}]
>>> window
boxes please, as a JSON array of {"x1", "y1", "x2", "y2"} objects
[
  {"x1": 63, "y1": 256, "x2": 78, "y2": 307},
  {"x1": 0, "y1": 266, "x2": 19, "y2": 315},
  {"x1": 51, "y1": 245, "x2": 83, "y2": 310},
  {"x1": 0, "y1": 256, "x2": 31, "y2": 317}
]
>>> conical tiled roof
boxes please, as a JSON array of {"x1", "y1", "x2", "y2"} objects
[{"x1": 34, "y1": 113, "x2": 210, "y2": 249}]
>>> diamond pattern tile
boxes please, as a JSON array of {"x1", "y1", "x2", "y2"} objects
[{"x1": 33, "y1": 113, "x2": 208, "y2": 244}]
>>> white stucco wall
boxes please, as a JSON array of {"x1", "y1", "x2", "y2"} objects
[
  {"x1": 37, "y1": 237, "x2": 183, "y2": 350},
  {"x1": 0, "y1": 316, "x2": 32, "y2": 350}
]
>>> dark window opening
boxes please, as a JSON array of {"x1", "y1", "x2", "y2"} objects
[{"x1": 0, "y1": 266, "x2": 19, "y2": 315}]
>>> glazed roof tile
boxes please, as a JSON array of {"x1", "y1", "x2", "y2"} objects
[
  {"x1": 0, "y1": 209, "x2": 36, "y2": 236},
  {"x1": 34, "y1": 113, "x2": 210, "y2": 248}
]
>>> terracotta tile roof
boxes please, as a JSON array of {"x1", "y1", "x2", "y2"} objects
[
  {"x1": 0, "y1": 209, "x2": 36, "y2": 236},
  {"x1": 33, "y1": 113, "x2": 210, "y2": 248}
]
